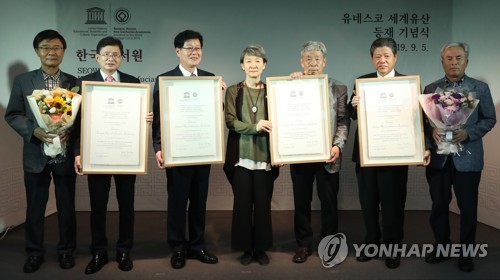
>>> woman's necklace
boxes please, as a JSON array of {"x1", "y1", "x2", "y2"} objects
[{"x1": 245, "y1": 81, "x2": 262, "y2": 114}]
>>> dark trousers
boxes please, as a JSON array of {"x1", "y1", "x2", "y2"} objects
[
  {"x1": 231, "y1": 166, "x2": 274, "y2": 252},
  {"x1": 87, "y1": 174, "x2": 136, "y2": 255},
  {"x1": 24, "y1": 164, "x2": 76, "y2": 256},
  {"x1": 355, "y1": 164, "x2": 408, "y2": 245},
  {"x1": 426, "y1": 156, "x2": 481, "y2": 245},
  {"x1": 166, "y1": 165, "x2": 210, "y2": 252},
  {"x1": 290, "y1": 163, "x2": 339, "y2": 249}
]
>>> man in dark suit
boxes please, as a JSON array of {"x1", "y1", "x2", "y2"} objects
[
  {"x1": 73, "y1": 36, "x2": 152, "y2": 274},
  {"x1": 423, "y1": 42, "x2": 496, "y2": 272},
  {"x1": 152, "y1": 30, "x2": 220, "y2": 269},
  {"x1": 349, "y1": 37, "x2": 430, "y2": 269},
  {"x1": 4, "y1": 29, "x2": 77, "y2": 273}
]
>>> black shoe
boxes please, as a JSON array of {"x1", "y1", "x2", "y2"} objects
[
  {"x1": 292, "y1": 247, "x2": 311, "y2": 263},
  {"x1": 385, "y1": 256, "x2": 400, "y2": 269},
  {"x1": 458, "y1": 257, "x2": 474, "y2": 272},
  {"x1": 254, "y1": 251, "x2": 269, "y2": 265},
  {"x1": 116, "y1": 252, "x2": 133, "y2": 271},
  {"x1": 23, "y1": 256, "x2": 44, "y2": 273},
  {"x1": 356, "y1": 246, "x2": 376, "y2": 262},
  {"x1": 239, "y1": 251, "x2": 253, "y2": 265},
  {"x1": 425, "y1": 249, "x2": 451, "y2": 264},
  {"x1": 170, "y1": 251, "x2": 186, "y2": 269},
  {"x1": 187, "y1": 249, "x2": 218, "y2": 264},
  {"x1": 58, "y1": 253, "x2": 75, "y2": 269},
  {"x1": 85, "y1": 254, "x2": 108, "y2": 274}
]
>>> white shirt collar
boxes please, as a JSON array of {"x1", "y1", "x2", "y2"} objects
[
  {"x1": 100, "y1": 70, "x2": 119, "y2": 82},
  {"x1": 377, "y1": 68, "x2": 395, "y2": 78},
  {"x1": 178, "y1": 64, "x2": 198, "y2": 77}
]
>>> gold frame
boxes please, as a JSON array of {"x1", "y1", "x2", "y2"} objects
[
  {"x1": 80, "y1": 81, "x2": 150, "y2": 174},
  {"x1": 158, "y1": 76, "x2": 225, "y2": 167},
  {"x1": 356, "y1": 75, "x2": 425, "y2": 166},
  {"x1": 266, "y1": 74, "x2": 332, "y2": 165}
]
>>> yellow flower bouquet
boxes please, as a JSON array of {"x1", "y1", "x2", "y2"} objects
[{"x1": 27, "y1": 86, "x2": 82, "y2": 157}]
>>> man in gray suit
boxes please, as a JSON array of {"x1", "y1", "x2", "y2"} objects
[
  {"x1": 423, "y1": 42, "x2": 496, "y2": 272},
  {"x1": 288, "y1": 41, "x2": 350, "y2": 264},
  {"x1": 4, "y1": 29, "x2": 77, "y2": 273}
]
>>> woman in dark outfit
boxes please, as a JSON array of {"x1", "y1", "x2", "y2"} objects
[{"x1": 223, "y1": 45, "x2": 279, "y2": 265}]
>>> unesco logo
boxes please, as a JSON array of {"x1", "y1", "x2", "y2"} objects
[
  {"x1": 318, "y1": 233, "x2": 348, "y2": 268},
  {"x1": 114, "y1": 8, "x2": 131, "y2": 24}
]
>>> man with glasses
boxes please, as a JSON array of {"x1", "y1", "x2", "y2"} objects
[
  {"x1": 73, "y1": 36, "x2": 152, "y2": 274},
  {"x1": 5, "y1": 29, "x2": 77, "y2": 273},
  {"x1": 152, "y1": 29, "x2": 221, "y2": 269}
]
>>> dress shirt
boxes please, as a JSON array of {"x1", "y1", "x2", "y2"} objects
[
  {"x1": 100, "y1": 70, "x2": 119, "y2": 82},
  {"x1": 179, "y1": 64, "x2": 198, "y2": 77}
]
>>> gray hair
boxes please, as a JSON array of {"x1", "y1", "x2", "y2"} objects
[
  {"x1": 300, "y1": 41, "x2": 327, "y2": 58},
  {"x1": 441, "y1": 42, "x2": 469, "y2": 58},
  {"x1": 240, "y1": 44, "x2": 267, "y2": 63}
]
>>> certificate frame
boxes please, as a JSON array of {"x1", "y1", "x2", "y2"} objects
[
  {"x1": 266, "y1": 74, "x2": 332, "y2": 165},
  {"x1": 158, "y1": 76, "x2": 224, "y2": 167},
  {"x1": 356, "y1": 75, "x2": 425, "y2": 167},
  {"x1": 80, "y1": 81, "x2": 150, "y2": 174}
]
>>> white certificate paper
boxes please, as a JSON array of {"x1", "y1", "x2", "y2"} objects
[
  {"x1": 356, "y1": 75, "x2": 425, "y2": 167},
  {"x1": 363, "y1": 84, "x2": 416, "y2": 158},
  {"x1": 167, "y1": 82, "x2": 216, "y2": 158},
  {"x1": 275, "y1": 83, "x2": 324, "y2": 156},
  {"x1": 89, "y1": 91, "x2": 141, "y2": 165}
]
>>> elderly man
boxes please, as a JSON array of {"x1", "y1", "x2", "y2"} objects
[
  {"x1": 423, "y1": 42, "x2": 496, "y2": 272},
  {"x1": 289, "y1": 41, "x2": 350, "y2": 264}
]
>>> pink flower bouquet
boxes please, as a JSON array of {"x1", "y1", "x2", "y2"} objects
[
  {"x1": 27, "y1": 87, "x2": 82, "y2": 158},
  {"x1": 418, "y1": 88, "x2": 479, "y2": 155}
]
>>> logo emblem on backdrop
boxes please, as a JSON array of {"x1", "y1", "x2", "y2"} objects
[
  {"x1": 85, "y1": 7, "x2": 107, "y2": 24},
  {"x1": 318, "y1": 233, "x2": 348, "y2": 268},
  {"x1": 114, "y1": 8, "x2": 131, "y2": 24}
]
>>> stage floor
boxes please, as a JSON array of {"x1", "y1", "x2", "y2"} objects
[{"x1": 0, "y1": 210, "x2": 498, "y2": 280}]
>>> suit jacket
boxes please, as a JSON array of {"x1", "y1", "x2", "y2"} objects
[
  {"x1": 152, "y1": 65, "x2": 214, "y2": 153},
  {"x1": 325, "y1": 78, "x2": 350, "y2": 173},
  {"x1": 349, "y1": 71, "x2": 404, "y2": 163},
  {"x1": 73, "y1": 70, "x2": 141, "y2": 156},
  {"x1": 423, "y1": 75, "x2": 496, "y2": 172},
  {"x1": 5, "y1": 69, "x2": 77, "y2": 173}
]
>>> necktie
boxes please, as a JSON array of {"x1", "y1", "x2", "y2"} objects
[
  {"x1": 106, "y1": 75, "x2": 115, "y2": 82},
  {"x1": 191, "y1": 73, "x2": 196, "y2": 77}
]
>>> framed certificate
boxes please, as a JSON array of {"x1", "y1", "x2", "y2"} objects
[
  {"x1": 158, "y1": 76, "x2": 224, "y2": 167},
  {"x1": 266, "y1": 74, "x2": 332, "y2": 164},
  {"x1": 80, "y1": 81, "x2": 150, "y2": 174},
  {"x1": 356, "y1": 75, "x2": 425, "y2": 166}
]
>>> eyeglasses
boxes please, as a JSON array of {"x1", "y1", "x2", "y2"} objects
[
  {"x1": 38, "y1": 46, "x2": 64, "y2": 54},
  {"x1": 99, "y1": 52, "x2": 122, "y2": 59},
  {"x1": 181, "y1": 46, "x2": 202, "y2": 53}
]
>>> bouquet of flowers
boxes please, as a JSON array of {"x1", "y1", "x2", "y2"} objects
[
  {"x1": 27, "y1": 86, "x2": 82, "y2": 158},
  {"x1": 418, "y1": 87, "x2": 479, "y2": 155}
]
